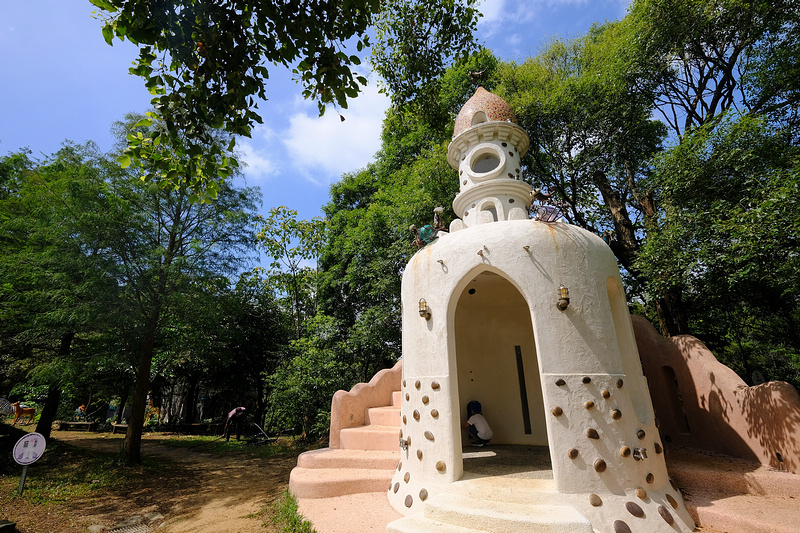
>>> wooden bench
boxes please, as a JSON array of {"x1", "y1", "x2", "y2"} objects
[
  {"x1": 59, "y1": 421, "x2": 98, "y2": 431},
  {"x1": 112, "y1": 423, "x2": 128, "y2": 434}
]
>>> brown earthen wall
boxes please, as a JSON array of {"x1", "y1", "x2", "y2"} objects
[{"x1": 633, "y1": 315, "x2": 800, "y2": 474}]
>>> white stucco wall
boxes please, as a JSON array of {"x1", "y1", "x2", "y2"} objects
[{"x1": 387, "y1": 219, "x2": 692, "y2": 533}]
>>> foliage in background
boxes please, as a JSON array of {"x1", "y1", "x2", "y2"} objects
[{"x1": 640, "y1": 114, "x2": 800, "y2": 388}]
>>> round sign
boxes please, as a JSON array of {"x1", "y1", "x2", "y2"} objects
[{"x1": 13, "y1": 433, "x2": 46, "y2": 466}]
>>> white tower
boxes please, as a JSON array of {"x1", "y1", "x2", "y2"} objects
[
  {"x1": 447, "y1": 87, "x2": 532, "y2": 230},
  {"x1": 386, "y1": 88, "x2": 694, "y2": 533}
]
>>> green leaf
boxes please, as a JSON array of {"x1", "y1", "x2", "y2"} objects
[
  {"x1": 101, "y1": 25, "x2": 114, "y2": 46},
  {"x1": 89, "y1": 0, "x2": 117, "y2": 12},
  {"x1": 117, "y1": 154, "x2": 132, "y2": 168}
]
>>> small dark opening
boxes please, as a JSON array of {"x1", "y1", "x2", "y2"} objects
[
  {"x1": 662, "y1": 366, "x2": 691, "y2": 434},
  {"x1": 777, "y1": 452, "x2": 784, "y2": 463},
  {"x1": 468, "y1": 288, "x2": 476, "y2": 295},
  {"x1": 515, "y1": 346, "x2": 532, "y2": 434}
]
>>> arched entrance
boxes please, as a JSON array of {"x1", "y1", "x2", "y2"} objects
[{"x1": 454, "y1": 271, "x2": 548, "y2": 474}]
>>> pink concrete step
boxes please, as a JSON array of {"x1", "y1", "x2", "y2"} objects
[
  {"x1": 339, "y1": 425, "x2": 401, "y2": 451},
  {"x1": 365, "y1": 405, "x2": 401, "y2": 427},
  {"x1": 665, "y1": 447, "x2": 800, "y2": 532},
  {"x1": 296, "y1": 448, "x2": 399, "y2": 470},
  {"x1": 392, "y1": 390, "x2": 401, "y2": 406},
  {"x1": 685, "y1": 491, "x2": 800, "y2": 533},
  {"x1": 290, "y1": 466, "x2": 394, "y2": 499},
  {"x1": 667, "y1": 447, "x2": 800, "y2": 498}
]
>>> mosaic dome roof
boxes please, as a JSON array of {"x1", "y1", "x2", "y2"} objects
[{"x1": 453, "y1": 87, "x2": 517, "y2": 138}]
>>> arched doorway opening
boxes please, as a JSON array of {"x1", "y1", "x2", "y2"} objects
[{"x1": 454, "y1": 270, "x2": 549, "y2": 476}]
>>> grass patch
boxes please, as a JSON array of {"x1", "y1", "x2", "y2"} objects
[
  {"x1": 0, "y1": 439, "x2": 134, "y2": 505},
  {"x1": 268, "y1": 490, "x2": 316, "y2": 533},
  {"x1": 160, "y1": 434, "x2": 318, "y2": 458}
]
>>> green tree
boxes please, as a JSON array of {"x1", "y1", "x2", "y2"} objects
[
  {"x1": 91, "y1": 0, "x2": 480, "y2": 199},
  {"x1": 0, "y1": 144, "x2": 125, "y2": 438},
  {"x1": 371, "y1": 0, "x2": 482, "y2": 110},
  {"x1": 495, "y1": 23, "x2": 674, "y2": 328},
  {"x1": 628, "y1": 0, "x2": 800, "y2": 139},
  {"x1": 107, "y1": 172, "x2": 257, "y2": 464},
  {"x1": 640, "y1": 114, "x2": 800, "y2": 387},
  {"x1": 256, "y1": 207, "x2": 325, "y2": 340}
]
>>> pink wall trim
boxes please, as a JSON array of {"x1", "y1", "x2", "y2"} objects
[
  {"x1": 329, "y1": 360, "x2": 402, "y2": 449},
  {"x1": 633, "y1": 315, "x2": 800, "y2": 474}
]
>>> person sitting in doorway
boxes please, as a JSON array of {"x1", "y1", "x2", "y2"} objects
[{"x1": 464, "y1": 400, "x2": 493, "y2": 447}]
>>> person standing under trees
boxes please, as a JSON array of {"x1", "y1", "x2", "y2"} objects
[{"x1": 224, "y1": 407, "x2": 246, "y2": 441}]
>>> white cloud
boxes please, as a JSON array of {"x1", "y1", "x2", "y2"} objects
[
  {"x1": 282, "y1": 83, "x2": 390, "y2": 185},
  {"x1": 237, "y1": 125, "x2": 279, "y2": 185},
  {"x1": 477, "y1": 0, "x2": 506, "y2": 27}
]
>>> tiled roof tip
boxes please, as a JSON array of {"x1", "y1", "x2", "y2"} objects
[{"x1": 453, "y1": 87, "x2": 517, "y2": 138}]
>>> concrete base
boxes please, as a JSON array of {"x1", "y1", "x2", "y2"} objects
[
  {"x1": 296, "y1": 446, "x2": 800, "y2": 533},
  {"x1": 388, "y1": 476, "x2": 593, "y2": 533}
]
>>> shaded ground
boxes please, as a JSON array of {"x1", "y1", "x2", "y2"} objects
[
  {"x1": 0, "y1": 429, "x2": 302, "y2": 533},
  {"x1": 462, "y1": 444, "x2": 553, "y2": 478}
]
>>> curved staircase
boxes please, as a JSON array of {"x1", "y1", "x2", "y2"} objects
[{"x1": 289, "y1": 365, "x2": 402, "y2": 499}]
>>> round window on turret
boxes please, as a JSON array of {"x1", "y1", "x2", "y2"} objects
[
  {"x1": 472, "y1": 153, "x2": 500, "y2": 173},
  {"x1": 467, "y1": 146, "x2": 505, "y2": 181}
]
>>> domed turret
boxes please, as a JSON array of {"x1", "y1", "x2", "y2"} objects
[
  {"x1": 452, "y1": 87, "x2": 519, "y2": 138},
  {"x1": 447, "y1": 88, "x2": 532, "y2": 231}
]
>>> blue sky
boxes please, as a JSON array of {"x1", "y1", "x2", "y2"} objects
[{"x1": 0, "y1": 0, "x2": 629, "y2": 222}]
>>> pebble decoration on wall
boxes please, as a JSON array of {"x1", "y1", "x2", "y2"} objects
[
  {"x1": 658, "y1": 505, "x2": 675, "y2": 525},
  {"x1": 625, "y1": 501, "x2": 644, "y2": 517},
  {"x1": 594, "y1": 459, "x2": 607, "y2": 473},
  {"x1": 390, "y1": 375, "x2": 450, "y2": 514},
  {"x1": 666, "y1": 494, "x2": 678, "y2": 509},
  {"x1": 614, "y1": 520, "x2": 632, "y2": 533}
]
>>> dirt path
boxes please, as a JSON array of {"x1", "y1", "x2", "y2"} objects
[{"x1": 0, "y1": 431, "x2": 299, "y2": 533}]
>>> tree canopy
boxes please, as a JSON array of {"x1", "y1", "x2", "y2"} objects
[{"x1": 90, "y1": 0, "x2": 480, "y2": 199}]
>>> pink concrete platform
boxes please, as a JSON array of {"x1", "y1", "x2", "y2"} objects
[{"x1": 296, "y1": 446, "x2": 800, "y2": 533}]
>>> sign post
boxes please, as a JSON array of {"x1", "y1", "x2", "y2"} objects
[{"x1": 12, "y1": 432, "x2": 46, "y2": 496}]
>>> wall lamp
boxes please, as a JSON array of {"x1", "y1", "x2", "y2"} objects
[
  {"x1": 556, "y1": 285, "x2": 570, "y2": 311},
  {"x1": 418, "y1": 298, "x2": 431, "y2": 320}
]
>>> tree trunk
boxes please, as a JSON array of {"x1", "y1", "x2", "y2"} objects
[
  {"x1": 116, "y1": 387, "x2": 129, "y2": 424},
  {"x1": 184, "y1": 376, "x2": 198, "y2": 424},
  {"x1": 656, "y1": 285, "x2": 689, "y2": 336},
  {"x1": 123, "y1": 310, "x2": 160, "y2": 465},
  {"x1": 593, "y1": 170, "x2": 642, "y2": 275},
  {"x1": 34, "y1": 332, "x2": 74, "y2": 439},
  {"x1": 35, "y1": 383, "x2": 61, "y2": 440}
]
